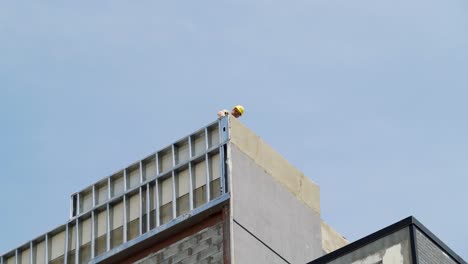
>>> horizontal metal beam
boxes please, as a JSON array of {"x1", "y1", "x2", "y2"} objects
[{"x1": 90, "y1": 193, "x2": 230, "y2": 264}]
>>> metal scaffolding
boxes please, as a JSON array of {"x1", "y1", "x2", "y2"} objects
[{"x1": 1, "y1": 117, "x2": 230, "y2": 264}]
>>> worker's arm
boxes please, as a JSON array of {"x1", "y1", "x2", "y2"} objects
[{"x1": 217, "y1": 109, "x2": 229, "y2": 117}]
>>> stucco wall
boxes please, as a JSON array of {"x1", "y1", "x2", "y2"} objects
[
  {"x1": 325, "y1": 227, "x2": 412, "y2": 264},
  {"x1": 229, "y1": 144, "x2": 323, "y2": 264}
]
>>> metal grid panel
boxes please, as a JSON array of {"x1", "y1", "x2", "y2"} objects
[
  {"x1": 95, "y1": 181, "x2": 108, "y2": 206},
  {"x1": 20, "y1": 247, "x2": 30, "y2": 264},
  {"x1": 126, "y1": 165, "x2": 140, "y2": 190},
  {"x1": 2, "y1": 118, "x2": 231, "y2": 264},
  {"x1": 50, "y1": 230, "x2": 65, "y2": 262},
  {"x1": 35, "y1": 239, "x2": 45, "y2": 264},
  {"x1": 111, "y1": 172, "x2": 124, "y2": 198},
  {"x1": 142, "y1": 156, "x2": 156, "y2": 182},
  {"x1": 5, "y1": 256, "x2": 13, "y2": 264}
]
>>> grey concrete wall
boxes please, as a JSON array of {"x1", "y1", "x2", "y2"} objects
[
  {"x1": 229, "y1": 144, "x2": 323, "y2": 264},
  {"x1": 134, "y1": 222, "x2": 223, "y2": 264},
  {"x1": 416, "y1": 228, "x2": 458, "y2": 264},
  {"x1": 232, "y1": 222, "x2": 288, "y2": 264},
  {"x1": 325, "y1": 227, "x2": 412, "y2": 264},
  {"x1": 228, "y1": 117, "x2": 348, "y2": 256}
]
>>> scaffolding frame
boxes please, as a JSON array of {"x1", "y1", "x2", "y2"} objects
[{"x1": 1, "y1": 117, "x2": 230, "y2": 264}]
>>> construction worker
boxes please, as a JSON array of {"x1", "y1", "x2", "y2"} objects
[{"x1": 218, "y1": 105, "x2": 245, "y2": 118}]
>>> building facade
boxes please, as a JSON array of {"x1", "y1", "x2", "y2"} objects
[
  {"x1": 5, "y1": 117, "x2": 464, "y2": 264},
  {"x1": 308, "y1": 216, "x2": 467, "y2": 264},
  {"x1": 1, "y1": 117, "x2": 347, "y2": 264}
]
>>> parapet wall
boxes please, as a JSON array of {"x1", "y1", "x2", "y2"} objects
[
  {"x1": 229, "y1": 117, "x2": 320, "y2": 215},
  {"x1": 228, "y1": 117, "x2": 347, "y2": 263}
]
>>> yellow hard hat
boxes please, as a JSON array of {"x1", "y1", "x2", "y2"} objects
[{"x1": 233, "y1": 105, "x2": 245, "y2": 115}]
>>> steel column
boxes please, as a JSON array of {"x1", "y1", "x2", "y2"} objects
[
  {"x1": 91, "y1": 211, "x2": 95, "y2": 259},
  {"x1": 139, "y1": 187, "x2": 143, "y2": 236},
  {"x1": 75, "y1": 219, "x2": 79, "y2": 264},
  {"x1": 106, "y1": 204, "x2": 110, "y2": 252},
  {"x1": 29, "y1": 241, "x2": 33, "y2": 264},
  {"x1": 44, "y1": 234, "x2": 48, "y2": 264},
  {"x1": 188, "y1": 162, "x2": 194, "y2": 211},
  {"x1": 64, "y1": 225, "x2": 69, "y2": 264},
  {"x1": 205, "y1": 153, "x2": 211, "y2": 202},
  {"x1": 146, "y1": 183, "x2": 150, "y2": 233},
  {"x1": 155, "y1": 180, "x2": 160, "y2": 227},
  {"x1": 123, "y1": 196, "x2": 127, "y2": 243},
  {"x1": 171, "y1": 171, "x2": 177, "y2": 219}
]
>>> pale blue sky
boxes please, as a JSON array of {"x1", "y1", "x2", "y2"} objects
[{"x1": 1, "y1": 0, "x2": 467, "y2": 260}]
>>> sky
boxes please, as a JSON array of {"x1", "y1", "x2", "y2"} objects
[{"x1": 1, "y1": 0, "x2": 467, "y2": 260}]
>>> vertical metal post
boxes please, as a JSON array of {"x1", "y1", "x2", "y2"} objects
[
  {"x1": 123, "y1": 169, "x2": 128, "y2": 193},
  {"x1": 44, "y1": 234, "x2": 48, "y2": 264},
  {"x1": 172, "y1": 144, "x2": 177, "y2": 167},
  {"x1": 91, "y1": 211, "x2": 95, "y2": 259},
  {"x1": 155, "y1": 152, "x2": 161, "y2": 227},
  {"x1": 76, "y1": 193, "x2": 80, "y2": 216},
  {"x1": 171, "y1": 171, "x2": 177, "y2": 219},
  {"x1": 205, "y1": 153, "x2": 211, "y2": 202},
  {"x1": 92, "y1": 185, "x2": 96, "y2": 208},
  {"x1": 188, "y1": 163, "x2": 194, "y2": 211},
  {"x1": 14, "y1": 249, "x2": 18, "y2": 264},
  {"x1": 204, "y1": 127, "x2": 209, "y2": 150},
  {"x1": 75, "y1": 219, "x2": 79, "y2": 264},
  {"x1": 155, "y1": 152, "x2": 160, "y2": 176},
  {"x1": 139, "y1": 161, "x2": 144, "y2": 184},
  {"x1": 155, "y1": 180, "x2": 160, "y2": 227},
  {"x1": 64, "y1": 224, "x2": 69, "y2": 264},
  {"x1": 70, "y1": 196, "x2": 74, "y2": 219},
  {"x1": 188, "y1": 136, "x2": 193, "y2": 159},
  {"x1": 205, "y1": 127, "x2": 211, "y2": 203},
  {"x1": 107, "y1": 177, "x2": 111, "y2": 201},
  {"x1": 139, "y1": 187, "x2": 143, "y2": 236},
  {"x1": 219, "y1": 115, "x2": 230, "y2": 142},
  {"x1": 217, "y1": 119, "x2": 222, "y2": 144},
  {"x1": 123, "y1": 196, "x2": 127, "y2": 243},
  {"x1": 106, "y1": 204, "x2": 110, "y2": 252},
  {"x1": 171, "y1": 145, "x2": 177, "y2": 220},
  {"x1": 188, "y1": 137, "x2": 194, "y2": 211},
  {"x1": 218, "y1": 119, "x2": 227, "y2": 194},
  {"x1": 220, "y1": 145, "x2": 226, "y2": 194},
  {"x1": 29, "y1": 241, "x2": 33, "y2": 264},
  {"x1": 146, "y1": 183, "x2": 150, "y2": 232}
]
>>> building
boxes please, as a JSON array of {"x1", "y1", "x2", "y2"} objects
[
  {"x1": 0, "y1": 117, "x2": 347, "y2": 264},
  {"x1": 2, "y1": 117, "x2": 465, "y2": 264},
  {"x1": 308, "y1": 216, "x2": 467, "y2": 264}
]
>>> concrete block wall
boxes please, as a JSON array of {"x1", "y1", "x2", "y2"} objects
[{"x1": 134, "y1": 222, "x2": 224, "y2": 264}]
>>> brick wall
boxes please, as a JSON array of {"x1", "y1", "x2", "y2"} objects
[
  {"x1": 416, "y1": 228, "x2": 458, "y2": 264},
  {"x1": 134, "y1": 222, "x2": 224, "y2": 264}
]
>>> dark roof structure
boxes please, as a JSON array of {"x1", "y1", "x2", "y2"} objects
[{"x1": 308, "y1": 216, "x2": 467, "y2": 264}]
